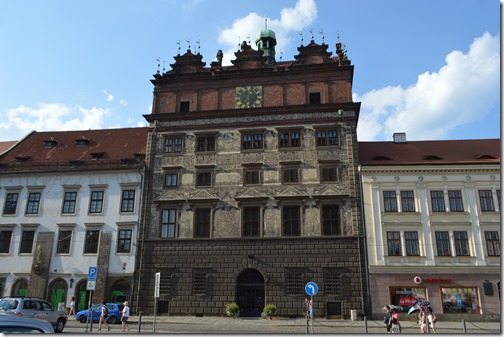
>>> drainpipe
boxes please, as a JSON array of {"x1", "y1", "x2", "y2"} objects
[{"x1": 358, "y1": 164, "x2": 372, "y2": 317}]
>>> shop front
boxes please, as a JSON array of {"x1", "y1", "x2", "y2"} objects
[{"x1": 369, "y1": 272, "x2": 500, "y2": 322}]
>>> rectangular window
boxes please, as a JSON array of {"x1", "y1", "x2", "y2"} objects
[
  {"x1": 62, "y1": 192, "x2": 77, "y2": 214},
  {"x1": 309, "y1": 92, "x2": 321, "y2": 104},
  {"x1": 322, "y1": 205, "x2": 340, "y2": 235},
  {"x1": 282, "y1": 205, "x2": 300, "y2": 236},
  {"x1": 324, "y1": 272, "x2": 343, "y2": 295},
  {"x1": 320, "y1": 166, "x2": 338, "y2": 182},
  {"x1": 179, "y1": 101, "x2": 190, "y2": 112},
  {"x1": 3, "y1": 193, "x2": 19, "y2": 215},
  {"x1": 161, "y1": 209, "x2": 177, "y2": 238},
  {"x1": 448, "y1": 190, "x2": 463, "y2": 212},
  {"x1": 387, "y1": 231, "x2": 401, "y2": 256},
  {"x1": 316, "y1": 130, "x2": 339, "y2": 146},
  {"x1": 164, "y1": 136, "x2": 184, "y2": 154},
  {"x1": 454, "y1": 231, "x2": 469, "y2": 256},
  {"x1": 405, "y1": 231, "x2": 420, "y2": 256},
  {"x1": 120, "y1": 190, "x2": 135, "y2": 213},
  {"x1": 401, "y1": 191, "x2": 415, "y2": 212},
  {"x1": 0, "y1": 230, "x2": 12, "y2": 254},
  {"x1": 195, "y1": 208, "x2": 211, "y2": 238},
  {"x1": 164, "y1": 173, "x2": 179, "y2": 187},
  {"x1": 196, "y1": 135, "x2": 215, "y2": 152},
  {"x1": 117, "y1": 229, "x2": 132, "y2": 253},
  {"x1": 56, "y1": 230, "x2": 72, "y2": 254},
  {"x1": 285, "y1": 271, "x2": 303, "y2": 295},
  {"x1": 430, "y1": 190, "x2": 445, "y2": 212},
  {"x1": 435, "y1": 231, "x2": 451, "y2": 256},
  {"x1": 196, "y1": 171, "x2": 212, "y2": 187},
  {"x1": 242, "y1": 132, "x2": 264, "y2": 150},
  {"x1": 25, "y1": 192, "x2": 41, "y2": 215},
  {"x1": 383, "y1": 191, "x2": 397, "y2": 212},
  {"x1": 84, "y1": 230, "x2": 100, "y2": 254},
  {"x1": 279, "y1": 130, "x2": 301, "y2": 148},
  {"x1": 485, "y1": 231, "x2": 500, "y2": 256},
  {"x1": 192, "y1": 271, "x2": 208, "y2": 294},
  {"x1": 441, "y1": 287, "x2": 479, "y2": 314},
  {"x1": 19, "y1": 230, "x2": 35, "y2": 254},
  {"x1": 243, "y1": 168, "x2": 260, "y2": 185},
  {"x1": 89, "y1": 191, "x2": 104, "y2": 214},
  {"x1": 282, "y1": 167, "x2": 299, "y2": 183},
  {"x1": 242, "y1": 207, "x2": 260, "y2": 237},
  {"x1": 479, "y1": 190, "x2": 495, "y2": 212}
]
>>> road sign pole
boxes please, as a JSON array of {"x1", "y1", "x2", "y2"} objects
[{"x1": 311, "y1": 295, "x2": 314, "y2": 333}]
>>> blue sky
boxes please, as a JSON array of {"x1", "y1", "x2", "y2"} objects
[{"x1": 0, "y1": 0, "x2": 500, "y2": 142}]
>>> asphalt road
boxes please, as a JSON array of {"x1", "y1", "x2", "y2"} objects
[{"x1": 62, "y1": 315, "x2": 501, "y2": 334}]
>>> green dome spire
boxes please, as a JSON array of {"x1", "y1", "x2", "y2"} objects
[{"x1": 255, "y1": 17, "x2": 276, "y2": 65}]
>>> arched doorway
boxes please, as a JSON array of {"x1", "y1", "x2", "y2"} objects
[
  {"x1": 110, "y1": 280, "x2": 131, "y2": 303},
  {"x1": 76, "y1": 280, "x2": 90, "y2": 312},
  {"x1": 11, "y1": 278, "x2": 28, "y2": 296},
  {"x1": 236, "y1": 269, "x2": 264, "y2": 317},
  {"x1": 47, "y1": 278, "x2": 68, "y2": 310}
]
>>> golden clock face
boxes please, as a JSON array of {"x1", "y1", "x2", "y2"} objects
[{"x1": 235, "y1": 86, "x2": 262, "y2": 108}]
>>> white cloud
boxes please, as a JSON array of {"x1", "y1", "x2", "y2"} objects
[
  {"x1": 0, "y1": 103, "x2": 110, "y2": 140},
  {"x1": 103, "y1": 90, "x2": 114, "y2": 102},
  {"x1": 119, "y1": 99, "x2": 128, "y2": 106},
  {"x1": 356, "y1": 32, "x2": 500, "y2": 141},
  {"x1": 217, "y1": 0, "x2": 317, "y2": 65}
]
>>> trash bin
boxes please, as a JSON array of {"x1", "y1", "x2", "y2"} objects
[{"x1": 350, "y1": 309, "x2": 358, "y2": 321}]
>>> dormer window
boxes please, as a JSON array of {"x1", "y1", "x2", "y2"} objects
[
  {"x1": 90, "y1": 152, "x2": 104, "y2": 160},
  {"x1": 75, "y1": 138, "x2": 90, "y2": 147},
  {"x1": 15, "y1": 155, "x2": 31, "y2": 163},
  {"x1": 44, "y1": 140, "x2": 58, "y2": 148}
]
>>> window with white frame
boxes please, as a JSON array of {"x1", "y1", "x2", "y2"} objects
[
  {"x1": 430, "y1": 190, "x2": 445, "y2": 212},
  {"x1": 383, "y1": 191, "x2": 398, "y2": 212},
  {"x1": 387, "y1": 231, "x2": 401, "y2": 256},
  {"x1": 25, "y1": 192, "x2": 41, "y2": 215},
  {"x1": 454, "y1": 231, "x2": 470, "y2": 256},
  {"x1": 400, "y1": 191, "x2": 415, "y2": 212},
  {"x1": 478, "y1": 190, "x2": 495, "y2": 212},
  {"x1": 435, "y1": 231, "x2": 451, "y2": 256},
  {"x1": 404, "y1": 231, "x2": 420, "y2": 256},
  {"x1": 484, "y1": 231, "x2": 500, "y2": 256},
  {"x1": 448, "y1": 190, "x2": 464, "y2": 212}
]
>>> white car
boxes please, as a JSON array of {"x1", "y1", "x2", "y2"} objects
[
  {"x1": 0, "y1": 297, "x2": 67, "y2": 332},
  {"x1": 0, "y1": 314, "x2": 55, "y2": 333}
]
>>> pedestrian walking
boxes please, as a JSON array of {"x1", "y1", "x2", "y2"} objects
[
  {"x1": 98, "y1": 301, "x2": 111, "y2": 331},
  {"x1": 426, "y1": 306, "x2": 437, "y2": 333},
  {"x1": 418, "y1": 310, "x2": 427, "y2": 333},
  {"x1": 384, "y1": 305, "x2": 393, "y2": 333},
  {"x1": 389, "y1": 308, "x2": 401, "y2": 333},
  {"x1": 68, "y1": 297, "x2": 76, "y2": 317},
  {"x1": 120, "y1": 301, "x2": 130, "y2": 332},
  {"x1": 305, "y1": 298, "x2": 313, "y2": 319}
]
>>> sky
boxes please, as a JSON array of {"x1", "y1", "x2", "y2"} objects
[{"x1": 0, "y1": 0, "x2": 500, "y2": 142}]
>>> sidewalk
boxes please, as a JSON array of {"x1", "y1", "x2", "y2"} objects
[{"x1": 66, "y1": 315, "x2": 501, "y2": 334}]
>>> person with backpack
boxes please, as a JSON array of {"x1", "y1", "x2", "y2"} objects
[{"x1": 98, "y1": 301, "x2": 111, "y2": 331}]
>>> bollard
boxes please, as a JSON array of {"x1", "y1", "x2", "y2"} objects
[
  {"x1": 364, "y1": 316, "x2": 368, "y2": 334},
  {"x1": 462, "y1": 318, "x2": 467, "y2": 333},
  {"x1": 137, "y1": 311, "x2": 142, "y2": 334}
]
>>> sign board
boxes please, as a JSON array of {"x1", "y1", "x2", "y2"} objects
[
  {"x1": 154, "y1": 272, "x2": 161, "y2": 298},
  {"x1": 88, "y1": 267, "x2": 98, "y2": 281},
  {"x1": 305, "y1": 281, "x2": 319, "y2": 296},
  {"x1": 86, "y1": 280, "x2": 96, "y2": 290}
]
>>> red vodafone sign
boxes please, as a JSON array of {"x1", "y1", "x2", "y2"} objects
[{"x1": 413, "y1": 276, "x2": 452, "y2": 284}]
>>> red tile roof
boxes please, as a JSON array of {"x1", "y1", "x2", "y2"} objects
[
  {"x1": 0, "y1": 141, "x2": 17, "y2": 154},
  {"x1": 0, "y1": 128, "x2": 150, "y2": 172},
  {"x1": 358, "y1": 139, "x2": 501, "y2": 166}
]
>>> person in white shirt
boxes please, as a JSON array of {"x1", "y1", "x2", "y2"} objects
[{"x1": 120, "y1": 301, "x2": 130, "y2": 332}]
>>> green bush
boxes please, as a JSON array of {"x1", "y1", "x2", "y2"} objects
[
  {"x1": 226, "y1": 302, "x2": 239, "y2": 317},
  {"x1": 262, "y1": 304, "x2": 277, "y2": 316}
]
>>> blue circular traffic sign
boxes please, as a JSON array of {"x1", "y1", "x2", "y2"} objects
[{"x1": 305, "y1": 281, "x2": 318, "y2": 296}]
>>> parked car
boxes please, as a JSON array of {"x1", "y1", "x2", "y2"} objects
[
  {"x1": 0, "y1": 297, "x2": 67, "y2": 333},
  {"x1": 75, "y1": 302, "x2": 124, "y2": 324},
  {"x1": 0, "y1": 314, "x2": 55, "y2": 333}
]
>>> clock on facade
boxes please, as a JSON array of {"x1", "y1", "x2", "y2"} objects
[{"x1": 235, "y1": 86, "x2": 263, "y2": 108}]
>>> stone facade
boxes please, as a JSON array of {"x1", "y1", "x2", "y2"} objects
[{"x1": 135, "y1": 36, "x2": 368, "y2": 318}]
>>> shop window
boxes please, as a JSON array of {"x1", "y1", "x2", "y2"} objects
[
  {"x1": 441, "y1": 287, "x2": 479, "y2": 313},
  {"x1": 389, "y1": 287, "x2": 426, "y2": 311}
]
